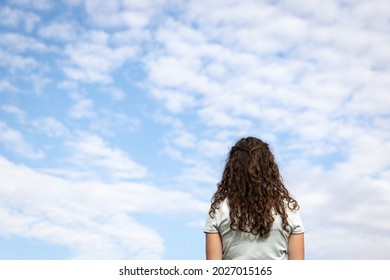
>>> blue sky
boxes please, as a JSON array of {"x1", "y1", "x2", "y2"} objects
[{"x1": 0, "y1": 0, "x2": 389, "y2": 260}]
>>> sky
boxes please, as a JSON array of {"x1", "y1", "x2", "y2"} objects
[{"x1": 0, "y1": 0, "x2": 389, "y2": 260}]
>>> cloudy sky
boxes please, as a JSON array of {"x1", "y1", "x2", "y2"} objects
[{"x1": 0, "y1": 0, "x2": 389, "y2": 260}]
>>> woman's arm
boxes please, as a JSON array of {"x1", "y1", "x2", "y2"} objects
[
  {"x1": 288, "y1": 233, "x2": 305, "y2": 260},
  {"x1": 205, "y1": 233, "x2": 222, "y2": 260}
]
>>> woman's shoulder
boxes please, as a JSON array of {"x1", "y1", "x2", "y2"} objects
[
  {"x1": 211, "y1": 198, "x2": 230, "y2": 222},
  {"x1": 217, "y1": 198, "x2": 230, "y2": 214}
]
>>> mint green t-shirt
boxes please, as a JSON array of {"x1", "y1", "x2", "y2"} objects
[{"x1": 204, "y1": 199, "x2": 305, "y2": 260}]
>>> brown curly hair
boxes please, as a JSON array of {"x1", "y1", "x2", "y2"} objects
[{"x1": 209, "y1": 136, "x2": 299, "y2": 237}]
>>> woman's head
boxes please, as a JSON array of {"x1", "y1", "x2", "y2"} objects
[
  {"x1": 229, "y1": 137, "x2": 277, "y2": 184},
  {"x1": 209, "y1": 136, "x2": 298, "y2": 237}
]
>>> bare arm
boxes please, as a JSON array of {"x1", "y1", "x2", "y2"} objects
[
  {"x1": 288, "y1": 233, "x2": 305, "y2": 260},
  {"x1": 205, "y1": 233, "x2": 222, "y2": 260}
]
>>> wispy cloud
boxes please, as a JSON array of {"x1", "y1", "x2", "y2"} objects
[
  {"x1": 0, "y1": 156, "x2": 208, "y2": 259},
  {"x1": 0, "y1": 79, "x2": 18, "y2": 93},
  {"x1": 38, "y1": 21, "x2": 77, "y2": 42},
  {"x1": 0, "y1": 50, "x2": 38, "y2": 72},
  {"x1": 8, "y1": 0, "x2": 53, "y2": 11},
  {"x1": 1, "y1": 33, "x2": 47, "y2": 53},
  {"x1": 32, "y1": 117, "x2": 69, "y2": 138},
  {"x1": 65, "y1": 133, "x2": 148, "y2": 181},
  {"x1": 82, "y1": 0, "x2": 162, "y2": 29},
  {"x1": 63, "y1": 32, "x2": 137, "y2": 83},
  {"x1": 0, "y1": 6, "x2": 40, "y2": 31},
  {"x1": 0, "y1": 121, "x2": 44, "y2": 159},
  {"x1": 1, "y1": 104, "x2": 26, "y2": 123},
  {"x1": 67, "y1": 98, "x2": 96, "y2": 119}
]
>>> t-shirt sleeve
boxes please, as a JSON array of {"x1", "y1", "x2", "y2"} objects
[
  {"x1": 288, "y1": 209, "x2": 305, "y2": 234},
  {"x1": 204, "y1": 211, "x2": 220, "y2": 233}
]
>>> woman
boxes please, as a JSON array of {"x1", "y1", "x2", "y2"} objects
[{"x1": 204, "y1": 136, "x2": 305, "y2": 260}]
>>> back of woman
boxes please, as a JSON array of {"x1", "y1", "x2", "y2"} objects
[{"x1": 204, "y1": 136, "x2": 305, "y2": 260}]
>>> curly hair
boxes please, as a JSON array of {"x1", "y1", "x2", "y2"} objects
[{"x1": 209, "y1": 136, "x2": 299, "y2": 237}]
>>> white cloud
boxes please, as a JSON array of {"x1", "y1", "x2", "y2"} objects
[
  {"x1": 0, "y1": 80, "x2": 18, "y2": 93},
  {"x1": 1, "y1": 33, "x2": 47, "y2": 53},
  {"x1": 0, "y1": 50, "x2": 38, "y2": 72},
  {"x1": 1, "y1": 104, "x2": 26, "y2": 123},
  {"x1": 89, "y1": 111, "x2": 140, "y2": 136},
  {"x1": 0, "y1": 6, "x2": 22, "y2": 27},
  {"x1": 62, "y1": 0, "x2": 83, "y2": 6},
  {"x1": 8, "y1": 0, "x2": 53, "y2": 11},
  {"x1": 39, "y1": 22, "x2": 77, "y2": 41},
  {"x1": 32, "y1": 117, "x2": 69, "y2": 138},
  {"x1": 0, "y1": 6, "x2": 40, "y2": 31},
  {"x1": 284, "y1": 158, "x2": 390, "y2": 259},
  {"x1": 0, "y1": 156, "x2": 208, "y2": 259},
  {"x1": 65, "y1": 133, "x2": 148, "y2": 180},
  {"x1": 334, "y1": 129, "x2": 390, "y2": 177},
  {"x1": 175, "y1": 162, "x2": 218, "y2": 186},
  {"x1": 82, "y1": 0, "x2": 163, "y2": 29},
  {"x1": 67, "y1": 98, "x2": 96, "y2": 119},
  {"x1": 151, "y1": 89, "x2": 197, "y2": 114},
  {"x1": 166, "y1": 128, "x2": 197, "y2": 149},
  {"x1": 144, "y1": 0, "x2": 389, "y2": 146},
  {"x1": 0, "y1": 121, "x2": 44, "y2": 159},
  {"x1": 197, "y1": 107, "x2": 253, "y2": 129},
  {"x1": 63, "y1": 34, "x2": 137, "y2": 83},
  {"x1": 103, "y1": 87, "x2": 126, "y2": 101},
  {"x1": 147, "y1": 55, "x2": 212, "y2": 93},
  {"x1": 111, "y1": 29, "x2": 151, "y2": 45}
]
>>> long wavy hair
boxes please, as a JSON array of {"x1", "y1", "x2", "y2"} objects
[{"x1": 209, "y1": 136, "x2": 299, "y2": 237}]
